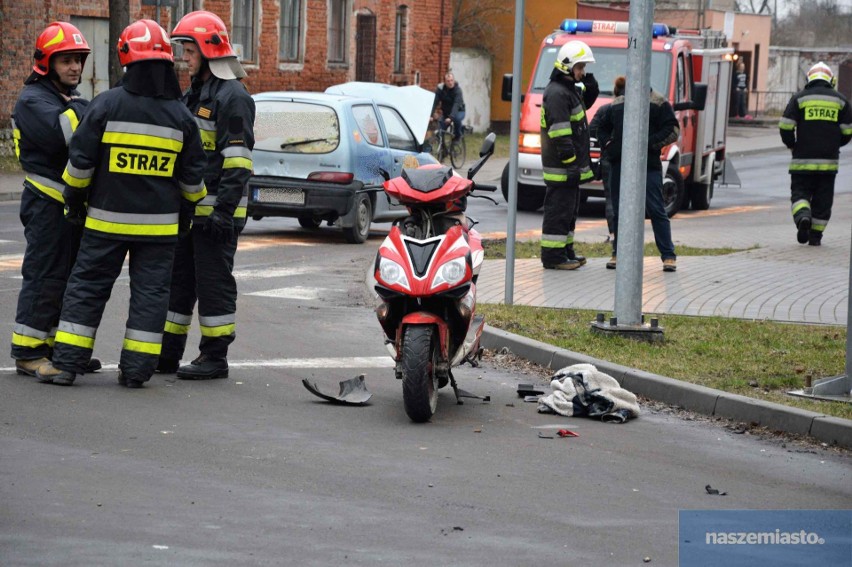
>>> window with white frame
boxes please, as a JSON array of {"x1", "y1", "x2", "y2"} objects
[
  {"x1": 232, "y1": 0, "x2": 257, "y2": 62},
  {"x1": 328, "y1": 0, "x2": 349, "y2": 64},
  {"x1": 394, "y1": 5, "x2": 408, "y2": 73},
  {"x1": 280, "y1": 0, "x2": 302, "y2": 62}
]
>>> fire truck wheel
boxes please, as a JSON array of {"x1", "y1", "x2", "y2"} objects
[
  {"x1": 662, "y1": 168, "x2": 684, "y2": 218},
  {"x1": 689, "y1": 179, "x2": 713, "y2": 211}
]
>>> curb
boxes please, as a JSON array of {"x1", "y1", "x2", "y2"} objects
[{"x1": 481, "y1": 325, "x2": 852, "y2": 449}]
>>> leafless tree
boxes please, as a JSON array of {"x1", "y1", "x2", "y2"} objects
[
  {"x1": 108, "y1": 0, "x2": 130, "y2": 87},
  {"x1": 451, "y1": 0, "x2": 539, "y2": 54},
  {"x1": 771, "y1": 0, "x2": 852, "y2": 46}
]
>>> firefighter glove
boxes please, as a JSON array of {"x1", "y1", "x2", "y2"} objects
[
  {"x1": 203, "y1": 209, "x2": 235, "y2": 244},
  {"x1": 179, "y1": 200, "x2": 195, "y2": 239},
  {"x1": 63, "y1": 186, "x2": 87, "y2": 226}
]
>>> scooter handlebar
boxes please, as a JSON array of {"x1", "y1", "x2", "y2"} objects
[{"x1": 475, "y1": 184, "x2": 498, "y2": 193}]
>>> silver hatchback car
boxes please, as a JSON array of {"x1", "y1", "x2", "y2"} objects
[{"x1": 248, "y1": 83, "x2": 438, "y2": 243}]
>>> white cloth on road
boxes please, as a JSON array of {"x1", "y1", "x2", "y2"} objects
[{"x1": 538, "y1": 363, "x2": 640, "y2": 423}]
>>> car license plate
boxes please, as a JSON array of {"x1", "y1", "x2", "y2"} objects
[{"x1": 256, "y1": 187, "x2": 305, "y2": 205}]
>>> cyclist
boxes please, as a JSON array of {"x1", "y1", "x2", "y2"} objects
[{"x1": 432, "y1": 72, "x2": 465, "y2": 141}]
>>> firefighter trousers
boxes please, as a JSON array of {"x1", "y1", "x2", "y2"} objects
[
  {"x1": 540, "y1": 180, "x2": 580, "y2": 266},
  {"x1": 52, "y1": 232, "x2": 175, "y2": 381},
  {"x1": 791, "y1": 173, "x2": 835, "y2": 237},
  {"x1": 11, "y1": 188, "x2": 82, "y2": 360},
  {"x1": 161, "y1": 225, "x2": 239, "y2": 362}
]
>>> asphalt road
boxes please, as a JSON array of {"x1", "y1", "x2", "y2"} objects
[{"x1": 0, "y1": 150, "x2": 850, "y2": 566}]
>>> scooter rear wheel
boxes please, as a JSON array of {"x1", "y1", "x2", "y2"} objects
[{"x1": 401, "y1": 325, "x2": 439, "y2": 422}]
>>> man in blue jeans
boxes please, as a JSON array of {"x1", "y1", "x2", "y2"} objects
[{"x1": 596, "y1": 78, "x2": 679, "y2": 272}]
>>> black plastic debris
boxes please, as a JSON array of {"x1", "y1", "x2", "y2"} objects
[
  {"x1": 537, "y1": 431, "x2": 554, "y2": 439},
  {"x1": 302, "y1": 374, "x2": 372, "y2": 405},
  {"x1": 517, "y1": 383, "x2": 545, "y2": 397},
  {"x1": 705, "y1": 484, "x2": 728, "y2": 496}
]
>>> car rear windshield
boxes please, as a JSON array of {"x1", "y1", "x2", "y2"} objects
[
  {"x1": 253, "y1": 100, "x2": 340, "y2": 154},
  {"x1": 531, "y1": 46, "x2": 672, "y2": 98}
]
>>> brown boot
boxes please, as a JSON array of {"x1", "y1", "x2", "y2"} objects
[
  {"x1": 15, "y1": 357, "x2": 50, "y2": 377},
  {"x1": 35, "y1": 362, "x2": 77, "y2": 386},
  {"x1": 606, "y1": 256, "x2": 617, "y2": 270}
]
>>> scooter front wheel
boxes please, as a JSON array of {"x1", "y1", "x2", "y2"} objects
[{"x1": 401, "y1": 325, "x2": 439, "y2": 423}]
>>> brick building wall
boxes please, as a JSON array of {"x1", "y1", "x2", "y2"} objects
[{"x1": 1, "y1": 0, "x2": 452, "y2": 131}]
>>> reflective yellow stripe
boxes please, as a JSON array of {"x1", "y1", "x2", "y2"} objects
[
  {"x1": 548, "y1": 128, "x2": 572, "y2": 138},
  {"x1": 789, "y1": 163, "x2": 838, "y2": 172},
  {"x1": 102, "y1": 132, "x2": 183, "y2": 152},
  {"x1": 580, "y1": 170, "x2": 595, "y2": 181},
  {"x1": 11, "y1": 332, "x2": 47, "y2": 348},
  {"x1": 200, "y1": 323, "x2": 235, "y2": 337},
  {"x1": 85, "y1": 216, "x2": 178, "y2": 236},
  {"x1": 55, "y1": 330, "x2": 95, "y2": 350},
  {"x1": 543, "y1": 172, "x2": 568, "y2": 182},
  {"x1": 200, "y1": 129, "x2": 217, "y2": 151},
  {"x1": 61, "y1": 108, "x2": 80, "y2": 132},
  {"x1": 62, "y1": 169, "x2": 92, "y2": 189},
  {"x1": 165, "y1": 321, "x2": 190, "y2": 335},
  {"x1": 570, "y1": 110, "x2": 585, "y2": 122},
  {"x1": 122, "y1": 338, "x2": 162, "y2": 355},
  {"x1": 541, "y1": 239, "x2": 567, "y2": 249},
  {"x1": 561, "y1": 155, "x2": 576, "y2": 164},
  {"x1": 222, "y1": 156, "x2": 253, "y2": 170},
  {"x1": 26, "y1": 176, "x2": 65, "y2": 203},
  {"x1": 13, "y1": 127, "x2": 21, "y2": 158}
]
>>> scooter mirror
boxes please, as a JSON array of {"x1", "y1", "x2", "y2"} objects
[{"x1": 479, "y1": 132, "x2": 496, "y2": 158}]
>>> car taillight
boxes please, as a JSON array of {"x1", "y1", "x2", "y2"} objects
[
  {"x1": 518, "y1": 132, "x2": 541, "y2": 154},
  {"x1": 308, "y1": 172, "x2": 354, "y2": 183},
  {"x1": 590, "y1": 150, "x2": 600, "y2": 159}
]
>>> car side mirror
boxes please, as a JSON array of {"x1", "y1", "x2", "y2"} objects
[
  {"x1": 421, "y1": 142, "x2": 433, "y2": 155},
  {"x1": 501, "y1": 74, "x2": 524, "y2": 103}
]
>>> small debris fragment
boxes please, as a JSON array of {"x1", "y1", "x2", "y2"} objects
[
  {"x1": 557, "y1": 429, "x2": 579, "y2": 438},
  {"x1": 643, "y1": 557, "x2": 651, "y2": 563},
  {"x1": 705, "y1": 484, "x2": 727, "y2": 496},
  {"x1": 473, "y1": 428, "x2": 482, "y2": 433},
  {"x1": 538, "y1": 431, "x2": 554, "y2": 439}
]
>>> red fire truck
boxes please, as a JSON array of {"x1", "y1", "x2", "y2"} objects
[{"x1": 501, "y1": 19, "x2": 733, "y2": 216}]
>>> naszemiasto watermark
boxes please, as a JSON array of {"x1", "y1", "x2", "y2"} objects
[{"x1": 705, "y1": 529, "x2": 825, "y2": 545}]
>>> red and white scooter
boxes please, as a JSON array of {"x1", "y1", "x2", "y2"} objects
[{"x1": 373, "y1": 134, "x2": 498, "y2": 422}]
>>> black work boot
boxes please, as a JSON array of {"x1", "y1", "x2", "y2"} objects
[
  {"x1": 566, "y1": 245, "x2": 587, "y2": 267},
  {"x1": 796, "y1": 217, "x2": 811, "y2": 244},
  {"x1": 543, "y1": 258, "x2": 582, "y2": 270},
  {"x1": 155, "y1": 357, "x2": 180, "y2": 374},
  {"x1": 808, "y1": 232, "x2": 822, "y2": 246},
  {"x1": 117, "y1": 371, "x2": 145, "y2": 389},
  {"x1": 176, "y1": 354, "x2": 229, "y2": 380},
  {"x1": 85, "y1": 358, "x2": 102, "y2": 373},
  {"x1": 35, "y1": 362, "x2": 77, "y2": 386}
]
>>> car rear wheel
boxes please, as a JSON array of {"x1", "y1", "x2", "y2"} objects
[{"x1": 343, "y1": 194, "x2": 372, "y2": 244}]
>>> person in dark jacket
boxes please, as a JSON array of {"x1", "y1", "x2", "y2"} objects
[
  {"x1": 597, "y1": 79, "x2": 680, "y2": 272},
  {"x1": 36, "y1": 20, "x2": 208, "y2": 388},
  {"x1": 779, "y1": 62, "x2": 852, "y2": 246},
  {"x1": 539, "y1": 40, "x2": 599, "y2": 270},
  {"x1": 9, "y1": 22, "x2": 102, "y2": 377},
  {"x1": 432, "y1": 72, "x2": 466, "y2": 140},
  {"x1": 157, "y1": 11, "x2": 256, "y2": 380},
  {"x1": 588, "y1": 76, "x2": 626, "y2": 240}
]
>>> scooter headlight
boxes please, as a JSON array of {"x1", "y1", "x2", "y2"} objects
[
  {"x1": 379, "y1": 257, "x2": 410, "y2": 290},
  {"x1": 431, "y1": 257, "x2": 467, "y2": 289}
]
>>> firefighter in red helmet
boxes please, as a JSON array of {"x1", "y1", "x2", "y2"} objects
[
  {"x1": 9, "y1": 22, "x2": 102, "y2": 377},
  {"x1": 36, "y1": 20, "x2": 207, "y2": 388},
  {"x1": 157, "y1": 11, "x2": 256, "y2": 380}
]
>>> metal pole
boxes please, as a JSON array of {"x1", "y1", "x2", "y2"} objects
[
  {"x1": 504, "y1": 0, "x2": 525, "y2": 306},
  {"x1": 156, "y1": 0, "x2": 161, "y2": 24},
  {"x1": 845, "y1": 224, "x2": 851, "y2": 390},
  {"x1": 613, "y1": 0, "x2": 654, "y2": 326}
]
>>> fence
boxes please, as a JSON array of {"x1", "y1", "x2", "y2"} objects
[{"x1": 747, "y1": 91, "x2": 796, "y2": 118}]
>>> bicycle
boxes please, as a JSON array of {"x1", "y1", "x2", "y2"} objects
[{"x1": 428, "y1": 118, "x2": 466, "y2": 169}]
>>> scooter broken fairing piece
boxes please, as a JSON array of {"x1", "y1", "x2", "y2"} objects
[{"x1": 302, "y1": 374, "x2": 372, "y2": 405}]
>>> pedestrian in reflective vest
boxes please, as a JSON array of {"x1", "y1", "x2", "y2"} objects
[
  {"x1": 157, "y1": 11, "x2": 255, "y2": 380},
  {"x1": 9, "y1": 22, "x2": 103, "y2": 377},
  {"x1": 779, "y1": 62, "x2": 852, "y2": 246},
  {"x1": 36, "y1": 20, "x2": 207, "y2": 388}
]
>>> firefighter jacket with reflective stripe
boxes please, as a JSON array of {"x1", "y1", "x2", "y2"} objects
[
  {"x1": 540, "y1": 73, "x2": 598, "y2": 184},
  {"x1": 779, "y1": 81, "x2": 852, "y2": 175},
  {"x1": 596, "y1": 90, "x2": 679, "y2": 171},
  {"x1": 182, "y1": 76, "x2": 255, "y2": 227},
  {"x1": 12, "y1": 79, "x2": 88, "y2": 204},
  {"x1": 62, "y1": 84, "x2": 208, "y2": 242}
]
